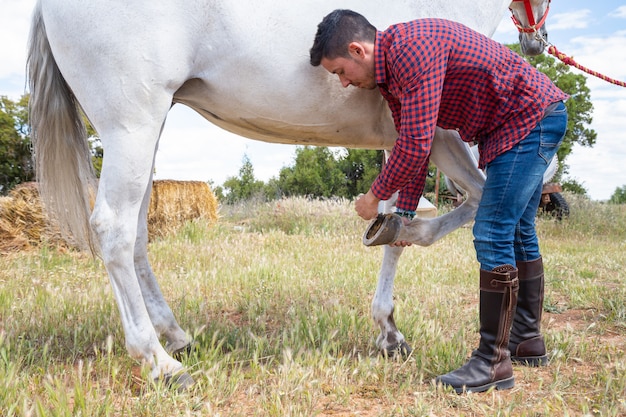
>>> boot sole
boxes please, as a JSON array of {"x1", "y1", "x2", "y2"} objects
[
  {"x1": 447, "y1": 376, "x2": 515, "y2": 394},
  {"x1": 512, "y1": 355, "x2": 548, "y2": 367}
]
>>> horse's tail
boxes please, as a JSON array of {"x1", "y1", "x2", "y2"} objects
[{"x1": 27, "y1": 2, "x2": 98, "y2": 252}]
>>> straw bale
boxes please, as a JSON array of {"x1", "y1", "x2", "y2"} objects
[
  {"x1": 148, "y1": 180, "x2": 219, "y2": 239},
  {"x1": 0, "y1": 182, "x2": 65, "y2": 253},
  {"x1": 0, "y1": 180, "x2": 218, "y2": 252},
  {"x1": 0, "y1": 216, "x2": 29, "y2": 253}
]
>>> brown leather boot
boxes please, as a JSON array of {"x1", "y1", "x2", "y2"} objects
[
  {"x1": 435, "y1": 265, "x2": 519, "y2": 393},
  {"x1": 509, "y1": 257, "x2": 548, "y2": 366}
]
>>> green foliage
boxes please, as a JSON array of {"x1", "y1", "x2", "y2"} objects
[
  {"x1": 276, "y1": 146, "x2": 347, "y2": 198},
  {"x1": 222, "y1": 147, "x2": 449, "y2": 204},
  {"x1": 272, "y1": 147, "x2": 385, "y2": 199},
  {"x1": 221, "y1": 154, "x2": 266, "y2": 203},
  {"x1": 609, "y1": 185, "x2": 626, "y2": 204},
  {"x1": 561, "y1": 178, "x2": 588, "y2": 196},
  {"x1": 337, "y1": 148, "x2": 384, "y2": 197},
  {"x1": 89, "y1": 136, "x2": 103, "y2": 177},
  {"x1": 0, "y1": 95, "x2": 32, "y2": 194},
  {"x1": 207, "y1": 179, "x2": 225, "y2": 201}
]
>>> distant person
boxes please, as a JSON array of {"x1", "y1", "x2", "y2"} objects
[{"x1": 310, "y1": 9, "x2": 568, "y2": 393}]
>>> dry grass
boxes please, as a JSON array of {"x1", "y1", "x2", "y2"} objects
[{"x1": 0, "y1": 194, "x2": 624, "y2": 416}]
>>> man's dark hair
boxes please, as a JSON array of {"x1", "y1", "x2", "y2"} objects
[{"x1": 310, "y1": 9, "x2": 377, "y2": 67}]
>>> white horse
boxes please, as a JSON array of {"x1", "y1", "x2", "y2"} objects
[{"x1": 27, "y1": 0, "x2": 549, "y2": 388}]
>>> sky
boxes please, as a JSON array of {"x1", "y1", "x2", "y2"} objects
[{"x1": 1, "y1": 1, "x2": 625, "y2": 201}]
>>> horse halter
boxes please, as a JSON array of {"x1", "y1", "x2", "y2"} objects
[{"x1": 509, "y1": 0, "x2": 551, "y2": 34}]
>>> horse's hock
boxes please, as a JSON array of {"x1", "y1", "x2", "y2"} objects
[{"x1": 0, "y1": 180, "x2": 219, "y2": 252}]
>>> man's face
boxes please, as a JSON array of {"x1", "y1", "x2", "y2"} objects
[{"x1": 320, "y1": 42, "x2": 376, "y2": 90}]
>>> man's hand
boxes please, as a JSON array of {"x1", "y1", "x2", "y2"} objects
[{"x1": 355, "y1": 190, "x2": 380, "y2": 220}]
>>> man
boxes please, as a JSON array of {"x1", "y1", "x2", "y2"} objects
[{"x1": 310, "y1": 9, "x2": 568, "y2": 393}]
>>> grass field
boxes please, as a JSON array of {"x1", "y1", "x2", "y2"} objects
[{"x1": 0, "y1": 194, "x2": 625, "y2": 416}]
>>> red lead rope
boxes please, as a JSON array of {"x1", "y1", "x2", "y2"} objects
[{"x1": 547, "y1": 45, "x2": 626, "y2": 88}]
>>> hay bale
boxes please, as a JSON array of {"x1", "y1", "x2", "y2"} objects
[
  {"x1": 148, "y1": 180, "x2": 219, "y2": 239},
  {"x1": 0, "y1": 215, "x2": 29, "y2": 253},
  {"x1": 0, "y1": 180, "x2": 219, "y2": 252},
  {"x1": 0, "y1": 182, "x2": 65, "y2": 253}
]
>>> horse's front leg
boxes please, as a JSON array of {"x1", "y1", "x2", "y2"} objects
[
  {"x1": 403, "y1": 129, "x2": 484, "y2": 245},
  {"x1": 134, "y1": 178, "x2": 192, "y2": 357},
  {"x1": 365, "y1": 128, "x2": 485, "y2": 247},
  {"x1": 371, "y1": 245, "x2": 412, "y2": 356},
  {"x1": 370, "y1": 194, "x2": 412, "y2": 356}
]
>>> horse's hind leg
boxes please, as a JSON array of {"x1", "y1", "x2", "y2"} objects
[
  {"x1": 134, "y1": 177, "x2": 192, "y2": 356},
  {"x1": 89, "y1": 112, "x2": 190, "y2": 387}
]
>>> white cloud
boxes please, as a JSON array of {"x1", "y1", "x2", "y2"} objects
[
  {"x1": 0, "y1": 0, "x2": 36, "y2": 80},
  {"x1": 609, "y1": 6, "x2": 626, "y2": 18},
  {"x1": 493, "y1": 9, "x2": 593, "y2": 42},
  {"x1": 494, "y1": 14, "x2": 519, "y2": 38},
  {"x1": 564, "y1": 33, "x2": 626, "y2": 94},
  {"x1": 548, "y1": 10, "x2": 592, "y2": 31}
]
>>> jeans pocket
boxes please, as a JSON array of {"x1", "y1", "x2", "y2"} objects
[{"x1": 538, "y1": 103, "x2": 568, "y2": 164}]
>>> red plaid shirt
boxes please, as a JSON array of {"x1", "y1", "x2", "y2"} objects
[{"x1": 371, "y1": 18, "x2": 568, "y2": 211}]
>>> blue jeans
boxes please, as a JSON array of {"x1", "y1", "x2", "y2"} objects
[{"x1": 473, "y1": 102, "x2": 568, "y2": 271}]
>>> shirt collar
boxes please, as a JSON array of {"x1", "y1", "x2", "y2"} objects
[{"x1": 375, "y1": 30, "x2": 390, "y2": 86}]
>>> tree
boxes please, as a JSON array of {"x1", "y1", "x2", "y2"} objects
[
  {"x1": 221, "y1": 154, "x2": 265, "y2": 203},
  {"x1": 0, "y1": 95, "x2": 32, "y2": 194},
  {"x1": 609, "y1": 185, "x2": 626, "y2": 204},
  {"x1": 561, "y1": 178, "x2": 588, "y2": 196},
  {"x1": 337, "y1": 148, "x2": 383, "y2": 198},
  {"x1": 507, "y1": 44, "x2": 596, "y2": 177},
  {"x1": 276, "y1": 146, "x2": 346, "y2": 198}
]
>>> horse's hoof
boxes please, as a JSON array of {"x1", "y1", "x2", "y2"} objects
[
  {"x1": 172, "y1": 342, "x2": 194, "y2": 361},
  {"x1": 363, "y1": 213, "x2": 403, "y2": 246},
  {"x1": 380, "y1": 341, "x2": 413, "y2": 359},
  {"x1": 162, "y1": 371, "x2": 195, "y2": 392}
]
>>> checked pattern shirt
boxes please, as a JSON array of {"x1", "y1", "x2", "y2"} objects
[{"x1": 371, "y1": 18, "x2": 568, "y2": 211}]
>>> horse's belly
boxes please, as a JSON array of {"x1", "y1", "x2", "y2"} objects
[{"x1": 173, "y1": 77, "x2": 398, "y2": 150}]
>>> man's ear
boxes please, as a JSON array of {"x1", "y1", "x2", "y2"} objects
[{"x1": 348, "y1": 42, "x2": 366, "y2": 59}]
